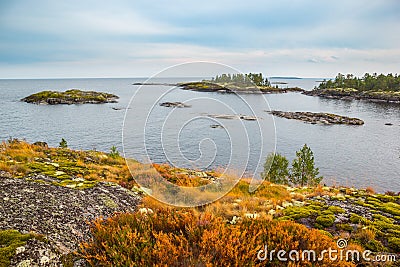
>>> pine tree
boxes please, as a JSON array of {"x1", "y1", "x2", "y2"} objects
[
  {"x1": 290, "y1": 144, "x2": 322, "y2": 186},
  {"x1": 59, "y1": 138, "x2": 68, "y2": 148}
]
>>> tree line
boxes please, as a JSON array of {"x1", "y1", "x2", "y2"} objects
[
  {"x1": 318, "y1": 73, "x2": 400, "y2": 92},
  {"x1": 210, "y1": 73, "x2": 271, "y2": 87},
  {"x1": 262, "y1": 144, "x2": 322, "y2": 187}
]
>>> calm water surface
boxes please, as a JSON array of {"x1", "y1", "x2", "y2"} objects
[{"x1": 0, "y1": 78, "x2": 399, "y2": 192}]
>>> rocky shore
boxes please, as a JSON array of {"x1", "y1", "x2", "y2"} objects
[
  {"x1": 303, "y1": 88, "x2": 400, "y2": 104},
  {"x1": 22, "y1": 89, "x2": 119, "y2": 105},
  {"x1": 1, "y1": 140, "x2": 399, "y2": 265},
  {"x1": 268, "y1": 110, "x2": 364, "y2": 125}
]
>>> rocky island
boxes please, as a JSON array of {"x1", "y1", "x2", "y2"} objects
[
  {"x1": 22, "y1": 89, "x2": 119, "y2": 105},
  {"x1": 159, "y1": 101, "x2": 191, "y2": 108},
  {"x1": 268, "y1": 110, "x2": 364, "y2": 125},
  {"x1": 304, "y1": 73, "x2": 400, "y2": 104},
  {"x1": 134, "y1": 73, "x2": 305, "y2": 94},
  {"x1": 178, "y1": 81, "x2": 304, "y2": 94}
]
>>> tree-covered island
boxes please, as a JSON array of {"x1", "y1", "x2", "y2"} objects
[
  {"x1": 304, "y1": 73, "x2": 400, "y2": 104},
  {"x1": 179, "y1": 73, "x2": 304, "y2": 93}
]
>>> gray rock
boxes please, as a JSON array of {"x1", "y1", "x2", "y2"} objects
[
  {"x1": 0, "y1": 176, "x2": 141, "y2": 266},
  {"x1": 159, "y1": 102, "x2": 191, "y2": 108}
]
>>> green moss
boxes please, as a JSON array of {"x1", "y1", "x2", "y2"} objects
[
  {"x1": 27, "y1": 162, "x2": 57, "y2": 176},
  {"x1": 374, "y1": 220, "x2": 400, "y2": 232},
  {"x1": 99, "y1": 194, "x2": 118, "y2": 208},
  {"x1": 373, "y1": 213, "x2": 394, "y2": 224},
  {"x1": 388, "y1": 237, "x2": 400, "y2": 252},
  {"x1": 282, "y1": 205, "x2": 321, "y2": 220},
  {"x1": 364, "y1": 239, "x2": 387, "y2": 252},
  {"x1": 336, "y1": 223, "x2": 354, "y2": 232},
  {"x1": 350, "y1": 213, "x2": 371, "y2": 225},
  {"x1": 387, "y1": 229, "x2": 400, "y2": 238},
  {"x1": 327, "y1": 206, "x2": 345, "y2": 214},
  {"x1": 375, "y1": 194, "x2": 397, "y2": 203},
  {"x1": 0, "y1": 230, "x2": 35, "y2": 266},
  {"x1": 377, "y1": 202, "x2": 400, "y2": 216},
  {"x1": 315, "y1": 215, "x2": 335, "y2": 227},
  {"x1": 54, "y1": 180, "x2": 97, "y2": 189}
]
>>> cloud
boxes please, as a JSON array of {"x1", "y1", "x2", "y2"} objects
[{"x1": 0, "y1": 0, "x2": 399, "y2": 77}]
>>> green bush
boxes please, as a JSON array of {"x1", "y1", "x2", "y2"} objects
[
  {"x1": 59, "y1": 138, "x2": 68, "y2": 148},
  {"x1": 315, "y1": 215, "x2": 335, "y2": 228},
  {"x1": 109, "y1": 146, "x2": 120, "y2": 159}
]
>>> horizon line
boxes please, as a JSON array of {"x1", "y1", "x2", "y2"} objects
[{"x1": 0, "y1": 76, "x2": 330, "y2": 80}]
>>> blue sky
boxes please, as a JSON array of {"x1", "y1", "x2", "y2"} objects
[{"x1": 0, "y1": 0, "x2": 399, "y2": 78}]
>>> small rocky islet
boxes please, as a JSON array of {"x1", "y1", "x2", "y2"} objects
[
  {"x1": 21, "y1": 89, "x2": 119, "y2": 105},
  {"x1": 159, "y1": 101, "x2": 191, "y2": 108},
  {"x1": 268, "y1": 110, "x2": 365, "y2": 125},
  {"x1": 178, "y1": 81, "x2": 304, "y2": 94}
]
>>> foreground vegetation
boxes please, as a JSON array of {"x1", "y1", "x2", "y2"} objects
[
  {"x1": 0, "y1": 140, "x2": 399, "y2": 266},
  {"x1": 80, "y1": 210, "x2": 355, "y2": 266},
  {"x1": 21, "y1": 89, "x2": 119, "y2": 105},
  {"x1": 0, "y1": 230, "x2": 40, "y2": 266}
]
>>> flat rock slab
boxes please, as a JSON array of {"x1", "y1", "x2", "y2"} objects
[
  {"x1": 207, "y1": 114, "x2": 258, "y2": 121},
  {"x1": 268, "y1": 110, "x2": 364, "y2": 125},
  {"x1": 0, "y1": 175, "x2": 141, "y2": 265},
  {"x1": 159, "y1": 102, "x2": 191, "y2": 108}
]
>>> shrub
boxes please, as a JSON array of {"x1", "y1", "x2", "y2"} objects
[
  {"x1": 354, "y1": 228, "x2": 375, "y2": 244},
  {"x1": 79, "y1": 209, "x2": 354, "y2": 266},
  {"x1": 109, "y1": 146, "x2": 120, "y2": 159},
  {"x1": 365, "y1": 186, "x2": 375, "y2": 194},
  {"x1": 59, "y1": 138, "x2": 68, "y2": 148},
  {"x1": 315, "y1": 215, "x2": 335, "y2": 228}
]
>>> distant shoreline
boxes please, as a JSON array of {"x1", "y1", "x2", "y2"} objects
[
  {"x1": 304, "y1": 88, "x2": 400, "y2": 104},
  {"x1": 133, "y1": 81, "x2": 305, "y2": 94}
]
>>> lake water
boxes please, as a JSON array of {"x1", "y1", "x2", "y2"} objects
[{"x1": 0, "y1": 77, "x2": 399, "y2": 192}]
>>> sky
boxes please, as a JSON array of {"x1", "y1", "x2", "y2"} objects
[{"x1": 0, "y1": 0, "x2": 399, "y2": 78}]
